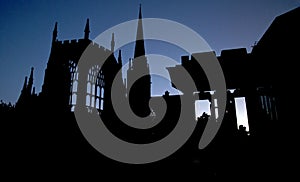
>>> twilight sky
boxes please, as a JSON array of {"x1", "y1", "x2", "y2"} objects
[{"x1": 0, "y1": 0, "x2": 299, "y2": 103}]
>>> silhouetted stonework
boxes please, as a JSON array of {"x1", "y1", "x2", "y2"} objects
[{"x1": 1, "y1": 6, "x2": 298, "y2": 179}]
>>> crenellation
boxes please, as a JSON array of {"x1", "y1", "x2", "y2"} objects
[
  {"x1": 71, "y1": 39, "x2": 78, "y2": 44},
  {"x1": 93, "y1": 42, "x2": 99, "y2": 48},
  {"x1": 63, "y1": 40, "x2": 70, "y2": 44},
  {"x1": 101, "y1": 46, "x2": 107, "y2": 52},
  {"x1": 57, "y1": 40, "x2": 63, "y2": 45}
]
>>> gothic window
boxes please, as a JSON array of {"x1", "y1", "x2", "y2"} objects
[
  {"x1": 87, "y1": 82, "x2": 91, "y2": 94},
  {"x1": 86, "y1": 95, "x2": 90, "y2": 106},
  {"x1": 86, "y1": 65, "x2": 105, "y2": 112},
  {"x1": 69, "y1": 60, "x2": 78, "y2": 111},
  {"x1": 68, "y1": 61, "x2": 105, "y2": 112},
  {"x1": 96, "y1": 70, "x2": 105, "y2": 111}
]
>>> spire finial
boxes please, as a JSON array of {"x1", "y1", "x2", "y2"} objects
[
  {"x1": 139, "y1": 4, "x2": 142, "y2": 19},
  {"x1": 134, "y1": 4, "x2": 145, "y2": 58},
  {"x1": 84, "y1": 18, "x2": 90, "y2": 40},
  {"x1": 111, "y1": 33, "x2": 115, "y2": 52},
  {"x1": 29, "y1": 67, "x2": 34, "y2": 83},
  {"x1": 52, "y1": 22, "x2": 58, "y2": 43},
  {"x1": 22, "y1": 76, "x2": 28, "y2": 91},
  {"x1": 27, "y1": 67, "x2": 34, "y2": 94},
  {"x1": 118, "y1": 49, "x2": 122, "y2": 65}
]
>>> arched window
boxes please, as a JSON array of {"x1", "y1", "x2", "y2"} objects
[
  {"x1": 86, "y1": 95, "x2": 90, "y2": 106},
  {"x1": 87, "y1": 82, "x2": 91, "y2": 94},
  {"x1": 69, "y1": 60, "x2": 78, "y2": 111},
  {"x1": 86, "y1": 65, "x2": 104, "y2": 111},
  {"x1": 96, "y1": 69, "x2": 105, "y2": 111}
]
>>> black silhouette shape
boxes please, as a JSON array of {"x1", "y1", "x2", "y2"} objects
[{"x1": 1, "y1": 5, "x2": 299, "y2": 179}]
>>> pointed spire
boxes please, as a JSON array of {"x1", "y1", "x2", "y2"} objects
[
  {"x1": 52, "y1": 22, "x2": 58, "y2": 43},
  {"x1": 29, "y1": 67, "x2": 34, "y2": 80},
  {"x1": 111, "y1": 33, "x2": 115, "y2": 52},
  {"x1": 22, "y1": 76, "x2": 28, "y2": 92},
  {"x1": 27, "y1": 67, "x2": 34, "y2": 94},
  {"x1": 118, "y1": 50, "x2": 122, "y2": 65},
  {"x1": 134, "y1": 4, "x2": 146, "y2": 58},
  {"x1": 84, "y1": 18, "x2": 90, "y2": 40},
  {"x1": 139, "y1": 4, "x2": 142, "y2": 19}
]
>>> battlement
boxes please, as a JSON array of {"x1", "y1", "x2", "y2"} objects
[
  {"x1": 54, "y1": 38, "x2": 111, "y2": 53},
  {"x1": 181, "y1": 53, "x2": 210, "y2": 66},
  {"x1": 63, "y1": 40, "x2": 70, "y2": 44},
  {"x1": 56, "y1": 39, "x2": 81, "y2": 46},
  {"x1": 71, "y1": 39, "x2": 78, "y2": 44},
  {"x1": 91, "y1": 41, "x2": 109, "y2": 52}
]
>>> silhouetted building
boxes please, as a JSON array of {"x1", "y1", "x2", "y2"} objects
[
  {"x1": 251, "y1": 6, "x2": 300, "y2": 123},
  {"x1": 127, "y1": 5, "x2": 151, "y2": 117},
  {"x1": 38, "y1": 19, "x2": 125, "y2": 113},
  {"x1": 5, "y1": 5, "x2": 298, "y2": 178},
  {"x1": 166, "y1": 7, "x2": 300, "y2": 139},
  {"x1": 16, "y1": 5, "x2": 152, "y2": 118}
]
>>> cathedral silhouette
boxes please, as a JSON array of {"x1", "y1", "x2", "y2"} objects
[
  {"x1": 1, "y1": 5, "x2": 299, "y2": 179},
  {"x1": 16, "y1": 5, "x2": 150, "y2": 118}
]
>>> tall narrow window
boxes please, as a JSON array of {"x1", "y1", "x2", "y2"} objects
[
  {"x1": 87, "y1": 65, "x2": 104, "y2": 111},
  {"x1": 195, "y1": 100, "x2": 211, "y2": 120},
  {"x1": 234, "y1": 97, "x2": 249, "y2": 131},
  {"x1": 96, "y1": 69, "x2": 105, "y2": 110},
  {"x1": 69, "y1": 60, "x2": 78, "y2": 111}
]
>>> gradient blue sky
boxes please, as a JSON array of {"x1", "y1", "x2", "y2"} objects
[{"x1": 0, "y1": 0, "x2": 299, "y2": 103}]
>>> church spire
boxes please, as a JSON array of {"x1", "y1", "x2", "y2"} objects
[
  {"x1": 52, "y1": 22, "x2": 58, "y2": 43},
  {"x1": 134, "y1": 4, "x2": 145, "y2": 58},
  {"x1": 111, "y1": 33, "x2": 115, "y2": 52},
  {"x1": 84, "y1": 18, "x2": 90, "y2": 40},
  {"x1": 118, "y1": 49, "x2": 122, "y2": 65},
  {"x1": 127, "y1": 4, "x2": 151, "y2": 117}
]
